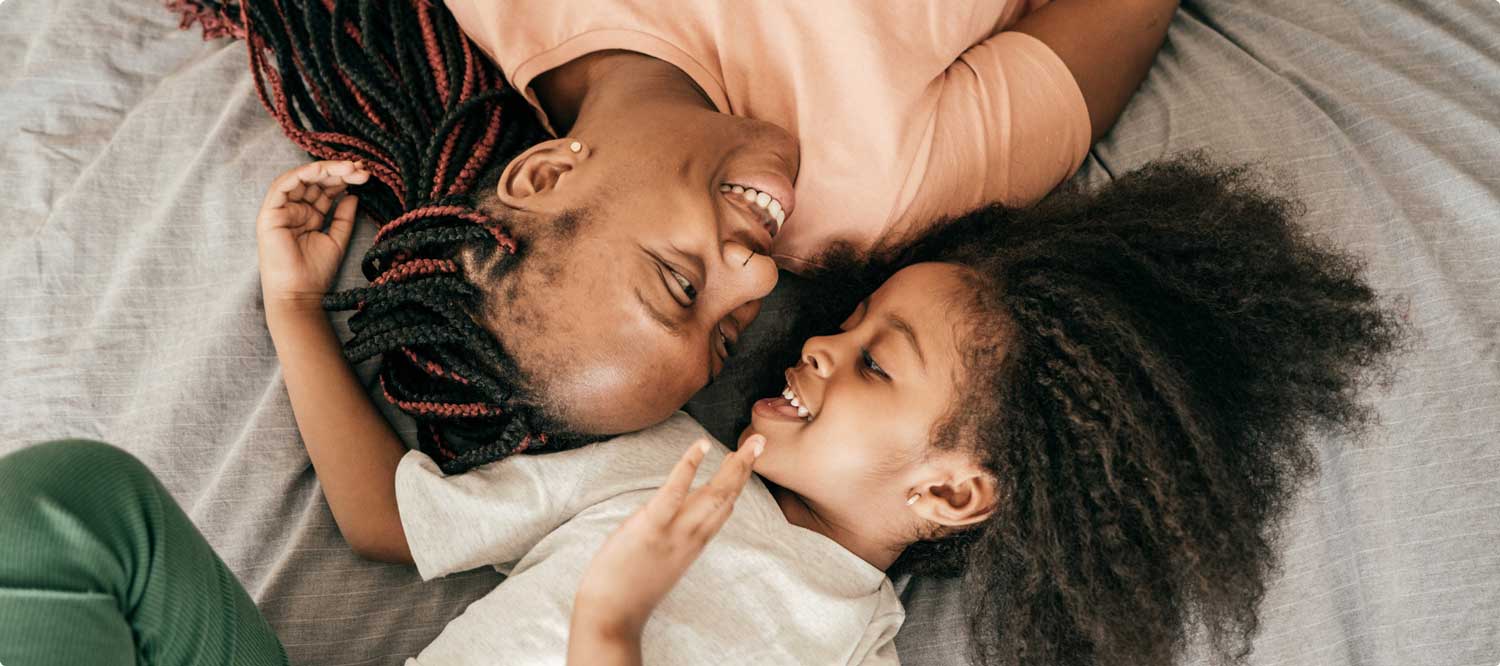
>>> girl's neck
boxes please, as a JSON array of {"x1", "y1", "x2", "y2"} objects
[{"x1": 768, "y1": 484, "x2": 905, "y2": 571}]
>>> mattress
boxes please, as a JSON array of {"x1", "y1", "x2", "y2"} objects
[{"x1": 2, "y1": 1, "x2": 1496, "y2": 664}]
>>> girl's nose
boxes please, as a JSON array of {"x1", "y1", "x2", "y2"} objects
[{"x1": 799, "y1": 337, "x2": 835, "y2": 378}]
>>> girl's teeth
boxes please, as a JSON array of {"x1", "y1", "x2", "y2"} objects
[
  {"x1": 797, "y1": 406, "x2": 810, "y2": 418},
  {"x1": 782, "y1": 387, "x2": 794, "y2": 399},
  {"x1": 790, "y1": 397, "x2": 801, "y2": 408},
  {"x1": 755, "y1": 192, "x2": 771, "y2": 207}
]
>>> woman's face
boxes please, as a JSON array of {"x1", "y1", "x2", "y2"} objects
[
  {"x1": 482, "y1": 95, "x2": 801, "y2": 434},
  {"x1": 739, "y1": 263, "x2": 976, "y2": 516}
]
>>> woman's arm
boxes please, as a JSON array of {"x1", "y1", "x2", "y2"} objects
[
  {"x1": 265, "y1": 307, "x2": 413, "y2": 564},
  {"x1": 1013, "y1": 0, "x2": 1179, "y2": 142},
  {"x1": 909, "y1": 0, "x2": 1177, "y2": 219},
  {"x1": 257, "y1": 160, "x2": 413, "y2": 564}
]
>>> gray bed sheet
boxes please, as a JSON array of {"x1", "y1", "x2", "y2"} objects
[{"x1": 2, "y1": 1, "x2": 1497, "y2": 664}]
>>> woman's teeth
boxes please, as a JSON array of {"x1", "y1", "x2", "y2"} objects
[
  {"x1": 720, "y1": 183, "x2": 787, "y2": 230},
  {"x1": 781, "y1": 385, "x2": 811, "y2": 420}
]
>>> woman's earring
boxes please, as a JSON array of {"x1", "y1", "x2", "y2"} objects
[
  {"x1": 569, "y1": 140, "x2": 582, "y2": 153},
  {"x1": 906, "y1": 494, "x2": 920, "y2": 506}
]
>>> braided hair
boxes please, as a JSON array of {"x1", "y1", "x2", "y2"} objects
[
  {"x1": 173, "y1": 0, "x2": 581, "y2": 473},
  {"x1": 863, "y1": 156, "x2": 1406, "y2": 666}
]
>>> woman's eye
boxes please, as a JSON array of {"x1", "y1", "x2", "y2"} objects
[
  {"x1": 669, "y1": 268, "x2": 697, "y2": 304},
  {"x1": 861, "y1": 347, "x2": 888, "y2": 379}
]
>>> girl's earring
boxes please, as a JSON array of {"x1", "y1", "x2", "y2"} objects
[
  {"x1": 906, "y1": 494, "x2": 920, "y2": 506},
  {"x1": 569, "y1": 141, "x2": 582, "y2": 153}
]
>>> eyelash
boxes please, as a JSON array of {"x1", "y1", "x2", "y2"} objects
[
  {"x1": 861, "y1": 347, "x2": 888, "y2": 379},
  {"x1": 667, "y1": 267, "x2": 697, "y2": 305}
]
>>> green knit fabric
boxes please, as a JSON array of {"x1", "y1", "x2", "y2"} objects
[{"x1": 0, "y1": 440, "x2": 287, "y2": 666}]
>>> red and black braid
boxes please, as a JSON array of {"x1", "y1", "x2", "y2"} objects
[{"x1": 171, "y1": 0, "x2": 570, "y2": 473}]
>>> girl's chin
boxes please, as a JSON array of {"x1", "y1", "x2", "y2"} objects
[{"x1": 742, "y1": 401, "x2": 802, "y2": 445}]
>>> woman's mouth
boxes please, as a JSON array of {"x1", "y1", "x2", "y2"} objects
[{"x1": 720, "y1": 183, "x2": 788, "y2": 238}]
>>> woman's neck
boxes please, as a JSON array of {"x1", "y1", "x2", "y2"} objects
[
  {"x1": 769, "y1": 484, "x2": 906, "y2": 572},
  {"x1": 529, "y1": 50, "x2": 715, "y2": 136}
]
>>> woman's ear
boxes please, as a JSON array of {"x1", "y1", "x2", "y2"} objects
[
  {"x1": 909, "y1": 459, "x2": 997, "y2": 529},
  {"x1": 494, "y1": 138, "x2": 591, "y2": 209}
]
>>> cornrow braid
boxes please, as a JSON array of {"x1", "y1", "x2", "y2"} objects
[{"x1": 169, "y1": 0, "x2": 571, "y2": 473}]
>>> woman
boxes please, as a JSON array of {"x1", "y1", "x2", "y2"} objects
[{"x1": 439, "y1": 0, "x2": 1179, "y2": 421}]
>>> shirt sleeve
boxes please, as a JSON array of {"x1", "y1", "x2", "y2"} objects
[
  {"x1": 910, "y1": 30, "x2": 1090, "y2": 222},
  {"x1": 395, "y1": 413, "x2": 713, "y2": 580}
]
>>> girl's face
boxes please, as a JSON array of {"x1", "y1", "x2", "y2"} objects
[{"x1": 739, "y1": 262, "x2": 977, "y2": 520}]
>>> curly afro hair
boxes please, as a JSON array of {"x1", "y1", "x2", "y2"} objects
[{"x1": 803, "y1": 154, "x2": 1407, "y2": 666}]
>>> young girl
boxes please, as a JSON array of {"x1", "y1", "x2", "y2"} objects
[
  {"x1": 0, "y1": 156, "x2": 1401, "y2": 665},
  {"x1": 254, "y1": 152, "x2": 1402, "y2": 665}
]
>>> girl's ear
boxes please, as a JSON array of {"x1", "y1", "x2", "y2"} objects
[
  {"x1": 909, "y1": 460, "x2": 997, "y2": 528},
  {"x1": 494, "y1": 138, "x2": 591, "y2": 209}
]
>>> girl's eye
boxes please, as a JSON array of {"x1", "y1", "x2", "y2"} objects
[
  {"x1": 861, "y1": 347, "x2": 889, "y2": 380},
  {"x1": 669, "y1": 268, "x2": 697, "y2": 305}
]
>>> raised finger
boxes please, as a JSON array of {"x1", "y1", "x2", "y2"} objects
[
  {"x1": 672, "y1": 436, "x2": 761, "y2": 532},
  {"x1": 642, "y1": 440, "x2": 712, "y2": 523}
]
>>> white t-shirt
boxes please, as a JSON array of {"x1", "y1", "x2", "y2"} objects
[{"x1": 396, "y1": 412, "x2": 905, "y2": 665}]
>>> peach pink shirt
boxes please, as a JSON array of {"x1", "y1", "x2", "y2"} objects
[{"x1": 447, "y1": 0, "x2": 1091, "y2": 271}]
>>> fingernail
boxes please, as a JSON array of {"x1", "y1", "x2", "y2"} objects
[
  {"x1": 698, "y1": 440, "x2": 711, "y2": 455},
  {"x1": 750, "y1": 435, "x2": 765, "y2": 458}
]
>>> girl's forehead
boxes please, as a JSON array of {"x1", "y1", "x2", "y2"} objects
[
  {"x1": 873, "y1": 263, "x2": 971, "y2": 324},
  {"x1": 869, "y1": 262, "x2": 974, "y2": 376}
]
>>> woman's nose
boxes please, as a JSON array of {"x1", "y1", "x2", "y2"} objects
[{"x1": 718, "y1": 241, "x2": 779, "y2": 305}]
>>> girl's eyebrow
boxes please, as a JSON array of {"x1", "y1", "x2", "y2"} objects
[{"x1": 885, "y1": 313, "x2": 926, "y2": 366}]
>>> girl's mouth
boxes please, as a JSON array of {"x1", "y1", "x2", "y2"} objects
[
  {"x1": 752, "y1": 396, "x2": 805, "y2": 422},
  {"x1": 750, "y1": 383, "x2": 814, "y2": 423}
]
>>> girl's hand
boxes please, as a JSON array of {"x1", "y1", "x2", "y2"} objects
[
  {"x1": 256, "y1": 160, "x2": 369, "y2": 314},
  {"x1": 569, "y1": 436, "x2": 765, "y2": 651}
]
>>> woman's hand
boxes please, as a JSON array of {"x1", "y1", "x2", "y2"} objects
[
  {"x1": 568, "y1": 435, "x2": 765, "y2": 664},
  {"x1": 256, "y1": 160, "x2": 369, "y2": 314}
]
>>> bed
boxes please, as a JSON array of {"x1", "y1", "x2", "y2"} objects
[{"x1": 2, "y1": 1, "x2": 1496, "y2": 664}]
